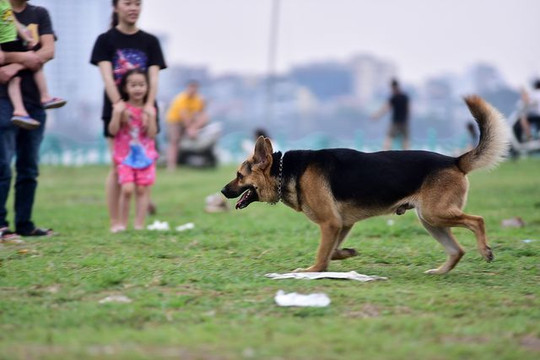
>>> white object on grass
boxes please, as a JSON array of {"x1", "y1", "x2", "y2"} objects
[
  {"x1": 176, "y1": 222, "x2": 195, "y2": 232},
  {"x1": 99, "y1": 295, "x2": 132, "y2": 304},
  {"x1": 147, "y1": 220, "x2": 170, "y2": 231},
  {"x1": 274, "y1": 290, "x2": 330, "y2": 307},
  {"x1": 265, "y1": 271, "x2": 387, "y2": 282}
]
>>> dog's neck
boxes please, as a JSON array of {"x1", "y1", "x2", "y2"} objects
[{"x1": 270, "y1": 152, "x2": 284, "y2": 205}]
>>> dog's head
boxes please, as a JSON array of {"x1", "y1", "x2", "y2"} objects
[{"x1": 221, "y1": 136, "x2": 279, "y2": 209}]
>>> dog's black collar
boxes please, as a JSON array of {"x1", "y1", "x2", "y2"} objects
[{"x1": 270, "y1": 152, "x2": 283, "y2": 205}]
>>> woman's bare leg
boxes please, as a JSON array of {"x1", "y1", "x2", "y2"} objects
[{"x1": 107, "y1": 139, "x2": 122, "y2": 231}]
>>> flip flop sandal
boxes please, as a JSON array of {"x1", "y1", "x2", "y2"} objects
[
  {"x1": 42, "y1": 98, "x2": 67, "y2": 110},
  {"x1": 20, "y1": 227, "x2": 55, "y2": 237},
  {"x1": 11, "y1": 115, "x2": 40, "y2": 130}
]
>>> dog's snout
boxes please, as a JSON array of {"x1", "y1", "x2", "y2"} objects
[{"x1": 221, "y1": 185, "x2": 234, "y2": 198}]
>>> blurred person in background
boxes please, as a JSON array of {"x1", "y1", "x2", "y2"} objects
[
  {"x1": 165, "y1": 80, "x2": 208, "y2": 171},
  {"x1": 90, "y1": 0, "x2": 166, "y2": 233},
  {"x1": 371, "y1": 78, "x2": 410, "y2": 150},
  {"x1": 0, "y1": 0, "x2": 57, "y2": 239},
  {"x1": 516, "y1": 79, "x2": 540, "y2": 141}
]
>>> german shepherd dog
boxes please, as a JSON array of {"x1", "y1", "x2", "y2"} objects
[{"x1": 222, "y1": 96, "x2": 509, "y2": 274}]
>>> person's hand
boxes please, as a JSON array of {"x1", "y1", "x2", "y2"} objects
[
  {"x1": 112, "y1": 100, "x2": 126, "y2": 120},
  {"x1": 20, "y1": 51, "x2": 43, "y2": 71},
  {"x1": 0, "y1": 51, "x2": 4, "y2": 66},
  {"x1": 0, "y1": 63, "x2": 22, "y2": 84},
  {"x1": 26, "y1": 38, "x2": 39, "y2": 50}
]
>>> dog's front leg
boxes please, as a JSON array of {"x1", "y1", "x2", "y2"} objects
[{"x1": 295, "y1": 221, "x2": 341, "y2": 272}]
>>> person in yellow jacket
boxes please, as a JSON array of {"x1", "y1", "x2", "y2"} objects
[{"x1": 165, "y1": 80, "x2": 208, "y2": 170}]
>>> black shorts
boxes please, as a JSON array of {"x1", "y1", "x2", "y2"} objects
[
  {"x1": 0, "y1": 40, "x2": 26, "y2": 52},
  {"x1": 0, "y1": 41, "x2": 35, "y2": 79},
  {"x1": 388, "y1": 122, "x2": 409, "y2": 139}
]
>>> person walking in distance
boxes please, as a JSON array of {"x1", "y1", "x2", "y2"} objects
[{"x1": 372, "y1": 79, "x2": 410, "y2": 150}]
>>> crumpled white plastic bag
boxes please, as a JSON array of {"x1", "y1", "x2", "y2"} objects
[
  {"x1": 147, "y1": 220, "x2": 170, "y2": 231},
  {"x1": 274, "y1": 290, "x2": 330, "y2": 307},
  {"x1": 265, "y1": 271, "x2": 387, "y2": 282}
]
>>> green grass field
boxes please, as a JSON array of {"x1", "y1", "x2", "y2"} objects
[{"x1": 1, "y1": 158, "x2": 539, "y2": 359}]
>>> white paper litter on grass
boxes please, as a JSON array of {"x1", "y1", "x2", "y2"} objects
[
  {"x1": 98, "y1": 295, "x2": 132, "y2": 304},
  {"x1": 274, "y1": 290, "x2": 330, "y2": 307},
  {"x1": 265, "y1": 271, "x2": 387, "y2": 282},
  {"x1": 147, "y1": 220, "x2": 170, "y2": 231},
  {"x1": 176, "y1": 222, "x2": 195, "y2": 232}
]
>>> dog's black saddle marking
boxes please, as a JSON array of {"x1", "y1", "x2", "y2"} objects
[{"x1": 278, "y1": 149, "x2": 456, "y2": 208}]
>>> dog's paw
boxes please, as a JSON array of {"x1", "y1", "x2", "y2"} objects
[
  {"x1": 293, "y1": 265, "x2": 326, "y2": 273},
  {"x1": 482, "y1": 246, "x2": 494, "y2": 262},
  {"x1": 331, "y1": 248, "x2": 358, "y2": 260}
]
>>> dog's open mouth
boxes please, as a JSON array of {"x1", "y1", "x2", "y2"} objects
[{"x1": 236, "y1": 186, "x2": 258, "y2": 209}]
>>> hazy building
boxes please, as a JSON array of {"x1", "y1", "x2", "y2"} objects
[{"x1": 349, "y1": 54, "x2": 396, "y2": 105}]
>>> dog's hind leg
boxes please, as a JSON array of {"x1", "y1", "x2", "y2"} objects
[
  {"x1": 331, "y1": 225, "x2": 358, "y2": 260},
  {"x1": 419, "y1": 218, "x2": 465, "y2": 274},
  {"x1": 452, "y1": 213, "x2": 493, "y2": 262},
  {"x1": 426, "y1": 213, "x2": 493, "y2": 263}
]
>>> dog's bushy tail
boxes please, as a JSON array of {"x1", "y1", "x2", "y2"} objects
[{"x1": 457, "y1": 95, "x2": 510, "y2": 174}]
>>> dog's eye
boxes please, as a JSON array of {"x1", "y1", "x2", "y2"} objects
[{"x1": 237, "y1": 172, "x2": 244, "y2": 180}]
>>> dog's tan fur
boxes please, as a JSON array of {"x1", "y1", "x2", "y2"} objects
[{"x1": 222, "y1": 96, "x2": 509, "y2": 274}]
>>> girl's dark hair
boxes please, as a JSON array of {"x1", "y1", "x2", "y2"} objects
[
  {"x1": 111, "y1": 0, "x2": 119, "y2": 28},
  {"x1": 119, "y1": 68, "x2": 148, "y2": 102}
]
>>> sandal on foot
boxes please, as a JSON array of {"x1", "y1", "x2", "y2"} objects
[
  {"x1": 19, "y1": 227, "x2": 54, "y2": 237},
  {"x1": 11, "y1": 115, "x2": 40, "y2": 130},
  {"x1": 0, "y1": 227, "x2": 20, "y2": 242},
  {"x1": 42, "y1": 97, "x2": 67, "y2": 110}
]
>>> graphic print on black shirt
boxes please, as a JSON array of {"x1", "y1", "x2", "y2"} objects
[
  {"x1": 112, "y1": 49, "x2": 148, "y2": 85},
  {"x1": 90, "y1": 28, "x2": 166, "y2": 121}
]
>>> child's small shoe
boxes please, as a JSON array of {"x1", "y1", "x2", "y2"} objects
[
  {"x1": 11, "y1": 115, "x2": 40, "y2": 130},
  {"x1": 42, "y1": 97, "x2": 67, "y2": 110}
]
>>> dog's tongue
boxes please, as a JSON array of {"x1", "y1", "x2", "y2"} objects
[{"x1": 236, "y1": 189, "x2": 251, "y2": 209}]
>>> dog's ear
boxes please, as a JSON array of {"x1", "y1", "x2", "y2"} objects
[
  {"x1": 264, "y1": 137, "x2": 274, "y2": 154},
  {"x1": 253, "y1": 136, "x2": 272, "y2": 170}
]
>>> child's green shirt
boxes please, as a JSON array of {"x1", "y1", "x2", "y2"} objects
[{"x1": 0, "y1": 0, "x2": 17, "y2": 44}]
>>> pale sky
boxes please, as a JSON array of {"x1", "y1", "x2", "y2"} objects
[{"x1": 139, "y1": 0, "x2": 540, "y2": 87}]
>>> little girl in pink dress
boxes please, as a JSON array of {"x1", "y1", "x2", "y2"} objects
[{"x1": 108, "y1": 69, "x2": 158, "y2": 232}]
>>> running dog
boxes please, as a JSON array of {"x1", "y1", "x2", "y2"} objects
[{"x1": 221, "y1": 96, "x2": 509, "y2": 274}]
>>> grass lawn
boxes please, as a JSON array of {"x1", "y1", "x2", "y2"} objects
[{"x1": 0, "y1": 158, "x2": 539, "y2": 359}]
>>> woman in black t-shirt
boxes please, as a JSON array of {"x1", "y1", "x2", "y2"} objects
[{"x1": 90, "y1": 0, "x2": 166, "y2": 233}]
